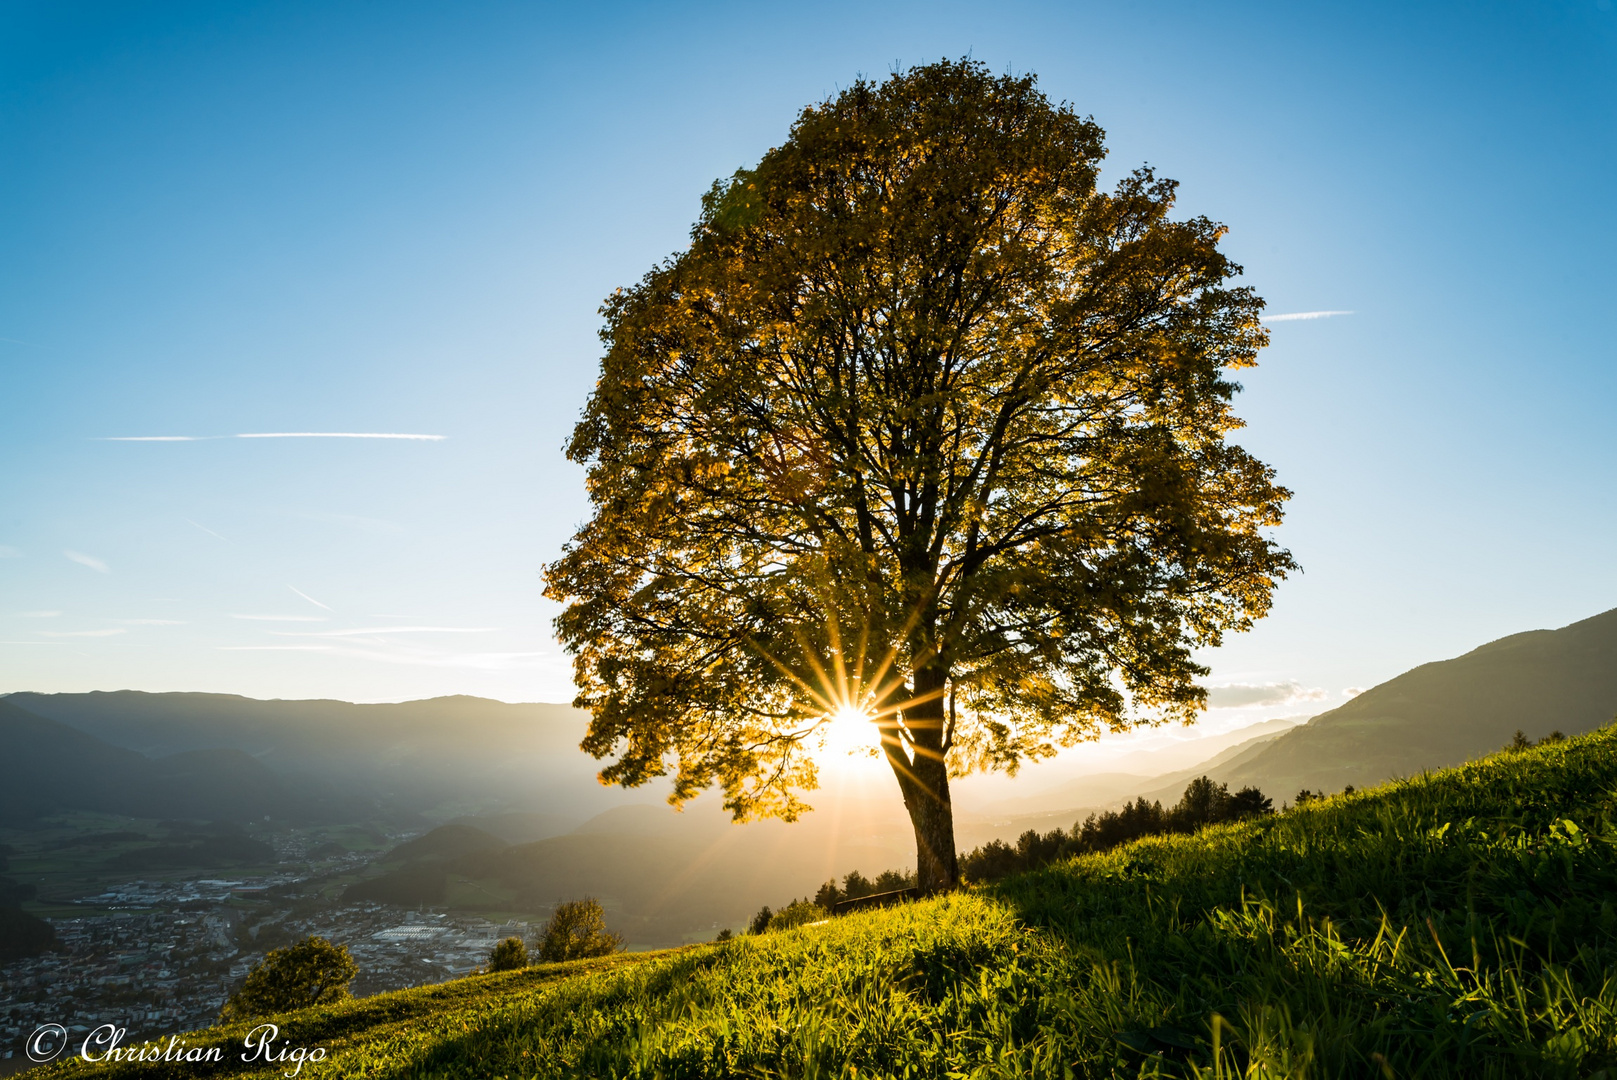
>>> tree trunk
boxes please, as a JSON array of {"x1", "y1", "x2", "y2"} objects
[{"x1": 884, "y1": 662, "x2": 959, "y2": 894}]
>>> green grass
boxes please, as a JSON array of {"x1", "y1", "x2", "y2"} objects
[{"x1": 42, "y1": 726, "x2": 1617, "y2": 1078}]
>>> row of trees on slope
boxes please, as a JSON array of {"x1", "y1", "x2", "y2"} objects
[
  {"x1": 961, "y1": 776, "x2": 1273, "y2": 883},
  {"x1": 741, "y1": 776, "x2": 1278, "y2": 933}
]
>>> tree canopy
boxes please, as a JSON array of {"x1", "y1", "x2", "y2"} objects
[
  {"x1": 538, "y1": 898, "x2": 624, "y2": 962},
  {"x1": 544, "y1": 59, "x2": 1294, "y2": 891},
  {"x1": 487, "y1": 935, "x2": 529, "y2": 972},
  {"x1": 219, "y1": 936, "x2": 357, "y2": 1022}
]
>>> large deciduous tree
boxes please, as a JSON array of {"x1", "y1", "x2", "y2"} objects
[{"x1": 544, "y1": 59, "x2": 1295, "y2": 893}]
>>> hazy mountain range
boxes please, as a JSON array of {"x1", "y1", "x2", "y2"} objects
[
  {"x1": 1129, "y1": 605, "x2": 1617, "y2": 806},
  {"x1": 2, "y1": 605, "x2": 1614, "y2": 942}
]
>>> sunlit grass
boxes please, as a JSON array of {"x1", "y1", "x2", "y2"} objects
[{"x1": 44, "y1": 725, "x2": 1617, "y2": 1079}]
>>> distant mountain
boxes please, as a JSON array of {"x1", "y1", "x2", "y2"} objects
[
  {"x1": 1150, "y1": 606, "x2": 1617, "y2": 802},
  {"x1": 447, "y1": 811, "x2": 578, "y2": 845},
  {"x1": 0, "y1": 699, "x2": 306, "y2": 824},
  {"x1": 4, "y1": 691, "x2": 623, "y2": 824},
  {"x1": 383, "y1": 823, "x2": 509, "y2": 863}
]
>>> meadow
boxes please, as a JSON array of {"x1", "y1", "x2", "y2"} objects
[{"x1": 42, "y1": 725, "x2": 1617, "y2": 1079}]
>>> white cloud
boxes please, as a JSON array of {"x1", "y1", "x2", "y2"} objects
[
  {"x1": 18, "y1": 610, "x2": 61, "y2": 618},
  {"x1": 117, "y1": 619, "x2": 185, "y2": 625},
  {"x1": 288, "y1": 585, "x2": 333, "y2": 611},
  {"x1": 1343, "y1": 687, "x2": 1366, "y2": 698},
  {"x1": 64, "y1": 550, "x2": 110, "y2": 573},
  {"x1": 1205, "y1": 681, "x2": 1327, "y2": 708},
  {"x1": 39, "y1": 628, "x2": 125, "y2": 638},
  {"x1": 0, "y1": 640, "x2": 66, "y2": 646},
  {"x1": 1261, "y1": 310, "x2": 1354, "y2": 323},
  {"x1": 232, "y1": 614, "x2": 327, "y2": 622},
  {"x1": 0, "y1": 546, "x2": 21, "y2": 558}
]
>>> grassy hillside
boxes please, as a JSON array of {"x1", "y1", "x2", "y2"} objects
[
  {"x1": 1183, "y1": 605, "x2": 1617, "y2": 800},
  {"x1": 43, "y1": 725, "x2": 1617, "y2": 1078}
]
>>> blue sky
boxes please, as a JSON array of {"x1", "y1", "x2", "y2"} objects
[{"x1": 2, "y1": 0, "x2": 1613, "y2": 717}]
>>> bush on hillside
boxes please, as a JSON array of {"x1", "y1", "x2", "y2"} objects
[
  {"x1": 0, "y1": 905, "x2": 57, "y2": 960},
  {"x1": 0, "y1": 876, "x2": 37, "y2": 907},
  {"x1": 219, "y1": 936, "x2": 357, "y2": 1022},
  {"x1": 748, "y1": 906, "x2": 773, "y2": 935},
  {"x1": 1510, "y1": 728, "x2": 1566, "y2": 750},
  {"x1": 487, "y1": 936, "x2": 527, "y2": 972},
  {"x1": 537, "y1": 898, "x2": 623, "y2": 962}
]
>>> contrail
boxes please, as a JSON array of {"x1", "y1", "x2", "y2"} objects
[
  {"x1": 288, "y1": 585, "x2": 333, "y2": 611},
  {"x1": 185, "y1": 519, "x2": 228, "y2": 541},
  {"x1": 1261, "y1": 310, "x2": 1354, "y2": 323},
  {"x1": 64, "y1": 550, "x2": 110, "y2": 573}
]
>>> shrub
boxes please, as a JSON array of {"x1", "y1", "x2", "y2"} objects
[
  {"x1": 538, "y1": 899, "x2": 624, "y2": 962},
  {"x1": 748, "y1": 905, "x2": 773, "y2": 935},
  {"x1": 487, "y1": 936, "x2": 528, "y2": 972},
  {"x1": 219, "y1": 936, "x2": 357, "y2": 1022},
  {"x1": 765, "y1": 899, "x2": 828, "y2": 932}
]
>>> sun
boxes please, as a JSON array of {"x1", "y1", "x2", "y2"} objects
[{"x1": 820, "y1": 704, "x2": 877, "y2": 756}]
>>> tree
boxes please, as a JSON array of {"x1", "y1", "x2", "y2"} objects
[
  {"x1": 544, "y1": 59, "x2": 1295, "y2": 894},
  {"x1": 219, "y1": 936, "x2": 356, "y2": 1022},
  {"x1": 487, "y1": 935, "x2": 528, "y2": 972},
  {"x1": 537, "y1": 899, "x2": 624, "y2": 962},
  {"x1": 841, "y1": 871, "x2": 874, "y2": 900},
  {"x1": 1226, "y1": 785, "x2": 1274, "y2": 818}
]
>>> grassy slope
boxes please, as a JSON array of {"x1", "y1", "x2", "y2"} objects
[{"x1": 46, "y1": 727, "x2": 1617, "y2": 1079}]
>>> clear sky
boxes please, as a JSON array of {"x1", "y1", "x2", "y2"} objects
[{"x1": 2, "y1": 1, "x2": 1614, "y2": 725}]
